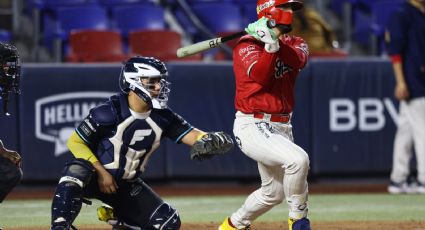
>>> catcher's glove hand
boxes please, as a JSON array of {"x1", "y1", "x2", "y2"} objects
[{"x1": 190, "y1": 131, "x2": 234, "y2": 160}]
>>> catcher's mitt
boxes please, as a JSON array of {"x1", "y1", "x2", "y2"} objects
[{"x1": 190, "y1": 131, "x2": 234, "y2": 160}]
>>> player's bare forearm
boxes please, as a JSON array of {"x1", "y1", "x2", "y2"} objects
[
  {"x1": 93, "y1": 161, "x2": 118, "y2": 194},
  {"x1": 181, "y1": 129, "x2": 207, "y2": 146},
  {"x1": 392, "y1": 62, "x2": 406, "y2": 84}
]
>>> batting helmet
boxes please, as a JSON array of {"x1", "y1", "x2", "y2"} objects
[
  {"x1": 119, "y1": 56, "x2": 170, "y2": 108},
  {"x1": 0, "y1": 42, "x2": 21, "y2": 115},
  {"x1": 257, "y1": 0, "x2": 303, "y2": 25}
]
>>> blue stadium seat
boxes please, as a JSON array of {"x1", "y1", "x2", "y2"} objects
[
  {"x1": 191, "y1": 2, "x2": 243, "y2": 34},
  {"x1": 370, "y1": 0, "x2": 404, "y2": 36},
  {"x1": 369, "y1": 0, "x2": 404, "y2": 54},
  {"x1": 352, "y1": 0, "x2": 403, "y2": 54},
  {"x1": 111, "y1": 4, "x2": 165, "y2": 37},
  {"x1": 30, "y1": 0, "x2": 98, "y2": 9},
  {"x1": 0, "y1": 30, "x2": 11, "y2": 43},
  {"x1": 241, "y1": 3, "x2": 257, "y2": 25},
  {"x1": 43, "y1": 5, "x2": 109, "y2": 60},
  {"x1": 98, "y1": 0, "x2": 155, "y2": 7},
  {"x1": 173, "y1": 8, "x2": 199, "y2": 37},
  {"x1": 352, "y1": 9, "x2": 372, "y2": 46},
  {"x1": 191, "y1": 2, "x2": 243, "y2": 60},
  {"x1": 231, "y1": 0, "x2": 255, "y2": 4},
  {"x1": 53, "y1": 6, "x2": 109, "y2": 40}
]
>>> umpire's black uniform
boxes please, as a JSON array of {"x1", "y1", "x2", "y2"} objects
[{"x1": 0, "y1": 149, "x2": 22, "y2": 202}]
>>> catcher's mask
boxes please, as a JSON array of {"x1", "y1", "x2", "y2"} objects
[
  {"x1": 0, "y1": 42, "x2": 21, "y2": 115},
  {"x1": 119, "y1": 56, "x2": 170, "y2": 108},
  {"x1": 257, "y1": 0, "x2": 303, "y2": 33}
]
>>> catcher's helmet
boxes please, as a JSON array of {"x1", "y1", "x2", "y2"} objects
[
  {"x1": 257, "y1": 0, "x2": 303, "y2": 25},
  {"x1": 119, "y1": 56, "x2": 170, "y2": 108},
  {"x1": 0, "y1": 42, "x2": 21, "y2": 115}
]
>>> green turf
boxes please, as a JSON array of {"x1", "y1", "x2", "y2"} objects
[{"x1": 1, "y1": 194, "x2": 425, "y2": 227}]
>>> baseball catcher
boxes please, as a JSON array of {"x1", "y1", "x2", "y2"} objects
[
  {"x1": 0, "y1": 42, "x2": 23, "y2": 205},
  {"x1": 50, "y1": 56, "x2": 234, "y2": 230}
]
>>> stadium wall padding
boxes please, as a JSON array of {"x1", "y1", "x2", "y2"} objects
[{"x1": 1, "y1": 59, "x2": 397, "y2": 181}]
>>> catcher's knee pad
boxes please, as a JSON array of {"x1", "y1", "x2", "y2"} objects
[
  {"x1": 146, "y1": 202, "x2": 181, "y2": 230},
  {"x1": 59, "y1": 159, "x2": 95, "y2": 186},
  {"x1": 51, "y1": 159, "x2": 95, "y2": 228}
]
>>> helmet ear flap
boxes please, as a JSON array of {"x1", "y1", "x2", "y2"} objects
[{"x1": 268, "y1": 6, "x2": 294, "y2": 25}]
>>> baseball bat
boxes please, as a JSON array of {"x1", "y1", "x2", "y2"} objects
[
  {"x1": 176, "y1": 20, "x2": 276, "y2": 58},
  {"x1": 176, "y1": 31, "x2": 246, "y2": 58}
]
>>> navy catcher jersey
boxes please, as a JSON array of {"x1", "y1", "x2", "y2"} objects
[
  {"x1": 75, "y1": 93, "x2": 193, "y2": 180},
  {"x1": 386, "y1": 2, "x2": 425, "y2": 98}
]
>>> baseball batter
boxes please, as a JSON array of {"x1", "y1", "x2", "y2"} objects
[
  {"x1": 50, "y1": 56, "x2": 234, "y2": 230},
  {"x1": 219, "y1": 1, "x2": 311, "y2": 230},
  {"x1": 0, "y1": 42, "x2": 23, "y2": 208},
  {"x1": 386, "y1": 0, "x2": 425, "y2": 194}
]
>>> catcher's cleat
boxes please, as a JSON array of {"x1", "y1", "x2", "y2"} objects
[
  {"x1": 288, "y1": 217, "x2": 311, "y2": 230},
  {"x1": 218, "y1": 217, "x2": 250, "y2": 230}
]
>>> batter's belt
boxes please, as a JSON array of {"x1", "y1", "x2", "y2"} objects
[
  {"x1": 237, "y1": 111, "x2": 291, "y2": 123},
  {"x1": 253, "y1": 112, "x2": 291, "y2": 123}
]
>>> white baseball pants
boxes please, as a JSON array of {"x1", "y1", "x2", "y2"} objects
[
  {"x1": 390, "y1": 97, "x2": 425, "y2": 184},
  {"x1": 229, "y1": 112, "x2": 310, "y2": 228}
]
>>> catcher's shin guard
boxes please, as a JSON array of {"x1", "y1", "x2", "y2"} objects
[
  {"x1": 146, "y1": 202, "x2": 181, "y2": 229},
  {"x1": 51, "y1": 182, "x2": 84, "y2": 229},
  {"x1": 288, "y1": 218, "x2": 311, "y2": 230},
  {"x1": 51, "y1": 160, "x2": 94, "y2": 229}
]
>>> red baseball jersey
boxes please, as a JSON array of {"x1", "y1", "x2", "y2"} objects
[{"x1": 232, "y1": 34, "x2": 309, "y2": 114}]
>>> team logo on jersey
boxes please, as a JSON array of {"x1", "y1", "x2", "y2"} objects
[
  {"x1": 275, "y1": 59, "x2": 291, "y2": 78},
  {"x1": 35, "y1": 92, "x2": 114, "y2": 157}
]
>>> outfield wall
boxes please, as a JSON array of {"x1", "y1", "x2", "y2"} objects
[{"x1": 0, "y1": 58, "x2": 398, "y2": 181}]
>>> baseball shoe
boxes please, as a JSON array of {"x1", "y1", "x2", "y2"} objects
[
  {"x1": 415, "y1": 183, "x2": 425, "y2": 194},
  {"x1": 288, "y1": 217, "x2": 311, "y2": 230},
  {"x1": 388, "y1": 181, "x2": 416, "y2": 194},
  {"x1": 218, "y1": 217, "x2": 250, "y2": 230}
]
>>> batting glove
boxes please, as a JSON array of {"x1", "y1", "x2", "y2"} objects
[{"x1": 245, "y1": 17, "x2": 280, "y2": 53}]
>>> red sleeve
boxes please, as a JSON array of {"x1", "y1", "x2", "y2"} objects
[
  {"x1": 391, "y1": 54, "x2": 402, "y2": 64},
  {"x1": 234, "y1": 35, "x2": 279, "y2": 86},
  {"x1": 278, "y1": 35, "x2": 309, "y2": 69}
]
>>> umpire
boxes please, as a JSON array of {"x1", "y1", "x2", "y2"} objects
[{"x1": 0, "y1": 42, "x2": 23, "y2": 204}]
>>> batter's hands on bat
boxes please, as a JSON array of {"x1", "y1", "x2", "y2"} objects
[
  {"x1": 395, "y1": 82, "x2": 410, "y2": 101},
  {"x1": 245, "y1": 17, "x2": 280, "y2": 53},
  {"x1": 190, "y1": 131, "x2": 234, "y2": 160}
]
